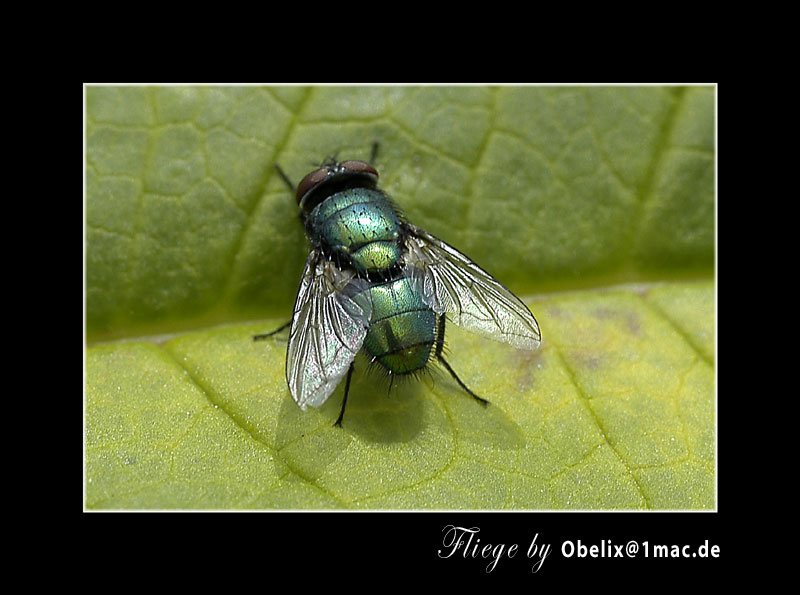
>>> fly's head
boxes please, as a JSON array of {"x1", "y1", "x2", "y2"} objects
[{"x1": 296, "y1": 160, "x2": 379, "y2": 223}]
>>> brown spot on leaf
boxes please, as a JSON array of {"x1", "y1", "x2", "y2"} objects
[
  {"x1": 593, "y1": 307, "x2": 641, "y2": 335},
  {"x1": 512, "y1": 346, "x2": 545, "y2": 392}
]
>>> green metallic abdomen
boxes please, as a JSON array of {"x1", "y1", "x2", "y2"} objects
[
  {"x1": 309, "y1": 188, "x2": 403, "y2": 274},
  {"x1": 310, "y1": 188, "x2": 435, "y2": 374},
  {"x1": 361, "y1": 276, "x2": 437, "y2": 375}
]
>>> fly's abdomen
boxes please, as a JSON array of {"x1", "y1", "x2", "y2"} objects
[
  {"x1": 361, "y1": 276, "x2": 437, "y2": 375},
  {"x1": 309, "y1": 188, "x2": 403, "y2": 274}
]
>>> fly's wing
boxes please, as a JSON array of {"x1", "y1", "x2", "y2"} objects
[
  {"x1": 404, "y1": 224, "x2": 541, "y2": 350},
  {"x1": 286, "y1": 251, "x2": 373, "y2": 409}
]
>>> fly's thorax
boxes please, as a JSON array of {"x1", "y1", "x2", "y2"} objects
[
  {"x1": 360, "y1": 275, "x2": 437, "y2": 375},
  {"x1": 308, "y1": 188, "x2": 404, "y2": 275}
]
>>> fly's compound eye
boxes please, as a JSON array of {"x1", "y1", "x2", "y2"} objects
[
  {"x1": 295, "y1": 168, "x2": 330, "y2": 204},
  {"x1": 295, "y1": 160, "x2": 379, "y2": 205},
  {"x1": 338, "y1": 160, "x2": 379, "y2": 178}
]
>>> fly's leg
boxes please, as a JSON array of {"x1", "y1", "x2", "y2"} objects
[
  {"x1": 274, "y1": 163, "x2": 295, "y2": 193},
  {"x1": 253, "y1": 319, "x2": 291, "y2": 341},
  {"x1": 261, "y1": 161, "x2": 302, "y2": 341},
  {"x1": 369, "y1": 140, "x2": 379, "y2": 165},
  {"x1": 434, "y1": 314, "x2": 490, "y2": 406},
  {"x1": 334, "y1": 362, "x2": 356, "y2": 427},
  {"x1": 438, "y1": 357, "x2": 490, "y2": 407}
]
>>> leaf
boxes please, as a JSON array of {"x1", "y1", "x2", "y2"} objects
[{"x1": 85, "y1": 86, "x2": 715, "y2": 509}]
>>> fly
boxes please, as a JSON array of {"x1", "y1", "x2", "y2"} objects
[{"x1": 255, "y1": 142, "x2": 541, "y2": 427}]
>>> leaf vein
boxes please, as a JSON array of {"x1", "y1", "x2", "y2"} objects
[{"x1": 551, "y1": 345, "x2": 651, "y2": 509}]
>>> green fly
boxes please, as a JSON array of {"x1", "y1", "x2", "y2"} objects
[{"x1": 255, "y1": 143, "x2": 541, "y2": 426}]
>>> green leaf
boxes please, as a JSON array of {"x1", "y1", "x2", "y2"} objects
[{"x1": 85, "y1": 86, "x2": 715, "y2": 509}]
